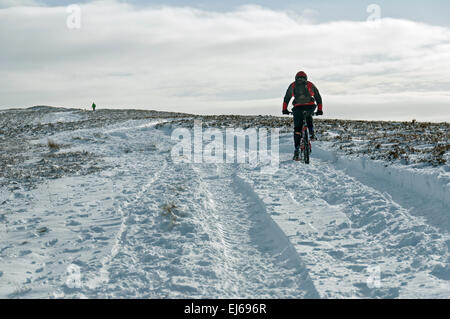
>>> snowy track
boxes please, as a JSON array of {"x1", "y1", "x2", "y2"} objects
[{"x1": 0, "y1": 119, "x2": 448, "y2": 298}]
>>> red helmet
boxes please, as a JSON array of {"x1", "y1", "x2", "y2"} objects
[{"x1": 295, "y1": 71, "x2": 307, "y2": 80}]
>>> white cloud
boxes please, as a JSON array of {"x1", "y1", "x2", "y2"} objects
[
  {"x1": 0, "y1": 1, "x2": 449, "y2": 121},
  {"x1": 0, "y1": 0, "x2": 38, "y2": 8}
]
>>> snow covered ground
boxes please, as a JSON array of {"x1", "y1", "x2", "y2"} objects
[{"x1": 0, "y1": 107, "x2": 448, "y2": 298}]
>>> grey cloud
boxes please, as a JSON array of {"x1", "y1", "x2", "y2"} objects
[{"x1": 0, "y1": 2, "x2": 449, "y2": 121}]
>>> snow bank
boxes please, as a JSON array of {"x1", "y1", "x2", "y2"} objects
[{"x1": 313, "y1": 142, "x2": 450, "y2": 208}]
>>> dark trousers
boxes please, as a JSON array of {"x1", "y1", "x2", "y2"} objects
[{"x1": 292, "y1": 105, "x2": 315, "y2": 149}]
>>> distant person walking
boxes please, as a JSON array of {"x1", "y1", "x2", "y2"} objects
[{"x1": 92, "y1": 102, "x2": 96, "y2": 111}]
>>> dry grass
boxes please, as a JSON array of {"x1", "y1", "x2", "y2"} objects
[
  {"x1": 161, "y1": 202, "x2": 178, "y2": 228},
  {"x1": 47, "y1": 138, "x2": 61, "y2": 150}
]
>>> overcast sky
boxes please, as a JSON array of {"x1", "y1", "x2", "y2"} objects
[{"x1": 1, "y1": 0, "x2": 449, "y2": 121}]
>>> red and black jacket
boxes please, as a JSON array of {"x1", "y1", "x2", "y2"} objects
[{"x1": 283, "y1": 81, "x2": 323, "y2": 112}]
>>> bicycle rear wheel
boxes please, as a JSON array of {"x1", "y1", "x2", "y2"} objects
[{"x1": 303, "y1": 130, "x2": 310, "y2": 164}]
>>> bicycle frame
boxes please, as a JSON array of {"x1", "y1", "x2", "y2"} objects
[{"x1": 289, "y1": 110, "x2": 314, "y2": 164}]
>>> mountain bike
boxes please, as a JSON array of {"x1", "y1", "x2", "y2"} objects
[{"x1": 289, "y1": 110, "x2": 316, "y2": 164}]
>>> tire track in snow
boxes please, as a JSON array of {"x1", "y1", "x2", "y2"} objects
[
  {"x1": 191, "y1": 164, "x2": 319, "y2": 298},
  {"x1": 84, "y1": 160, "x2": 168, "y2": 290},
  {"x1": 189, "y1": 165, "x2": 241, "y2": 296}
]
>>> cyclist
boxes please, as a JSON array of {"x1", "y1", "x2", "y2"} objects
[{"x1": 282, "y1": 71, "x2": 323, "y2": 160}]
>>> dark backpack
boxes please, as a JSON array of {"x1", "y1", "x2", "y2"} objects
[{"x1": 294, "y1": 81, "x2": 314, "y2": 104}]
